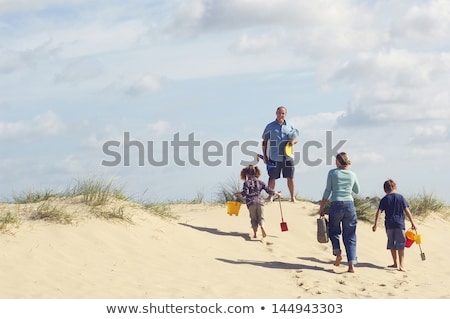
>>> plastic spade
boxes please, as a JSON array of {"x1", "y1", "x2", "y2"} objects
[{"x1": 278, "y1": 196, "x2": 288, "y2": 232}]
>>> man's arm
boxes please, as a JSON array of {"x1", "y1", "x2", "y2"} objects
[
  {"x1": 289, "y1": 127, "x2": 299, "y2": 144},
  {"x1": 262, "y1": 139, "x2": 268, "y2": 163}
]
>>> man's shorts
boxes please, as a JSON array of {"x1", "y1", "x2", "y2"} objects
[{"x1": 268, "y1": 158, "x2": 295, "y2": 179}]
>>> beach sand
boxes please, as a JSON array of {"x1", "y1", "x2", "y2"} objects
[{"x1": 1, "y1": 199, "x2": 448, "y2": 299}]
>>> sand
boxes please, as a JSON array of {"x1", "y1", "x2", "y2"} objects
[{"x1": 0, "y1": 199, "x2": 448, "y2": 299}]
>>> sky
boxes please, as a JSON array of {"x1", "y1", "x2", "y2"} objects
[{"x1": 1, "y1": 0, "x2": 449, "y2": 205}]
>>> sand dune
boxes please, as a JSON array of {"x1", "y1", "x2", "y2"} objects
[{"x1": 1, "y1": 199, "x2": 448, "y2": 299}]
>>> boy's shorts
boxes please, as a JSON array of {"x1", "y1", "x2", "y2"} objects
[
  {"x1": 386, "y1": 228, "x2": 406, "y2": 250},
  {"x1": 268, "y1": 158, "x2": 295, "y2": 179}
]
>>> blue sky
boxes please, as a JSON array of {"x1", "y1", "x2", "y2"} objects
[{"x1": 1, "y1": 0, "x2": 449, "y2": 204}]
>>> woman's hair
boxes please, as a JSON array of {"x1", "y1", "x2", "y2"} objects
[
  {"x1": 383, "y1": 179, "x2": 397, "y2": 193},
  {"x1": 240, "y1": 165, "x2": 261, "y2": 180},
  {"x1": 336, "y1": 152, "x2": 351, "y2": 168}
]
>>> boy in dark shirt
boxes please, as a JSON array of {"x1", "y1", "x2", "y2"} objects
[{"x1": 372, "y1": 179, "x2": 416, "y2": 271}]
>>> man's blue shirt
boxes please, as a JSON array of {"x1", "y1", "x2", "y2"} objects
[{"x1": 262, "y1": 120, "x2": 299, "y2": 162}]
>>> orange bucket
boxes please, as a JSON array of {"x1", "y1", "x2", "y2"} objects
[
  {"x1": 227, "y1": 201, "x2": 241, "y2": 216},
  {"x1": 405, "y1": 229, "x2": 415, "y2": 240}
]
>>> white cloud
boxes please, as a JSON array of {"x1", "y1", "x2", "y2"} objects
[
  {"x1": 0, "y1": 0, "x2": 88, "y2": 14},
  {"x1": 291, "y1": 111, "x2": 344, "y2": 131},
  {"x1": 411, "y1": 124, "x2": 449, "y2": 144},
  {"x1": 330, "y1": 49, "x2": 450, "y2": 126},
  {"x1": 146, "y1": 120, "x2": 171, "y2": 138},
  {"x1": 229, "y1": 29, "x2": 286, "y2": 55},
  {"x1": 56, "y1": 19, "x2": 149, "y2": 59},
  {"x1": 0, "y1": 42, "x2": 60, "y2": 74},
  {"x1": 54, "y1": 57, "x2": 104, "y2": 84},
  {"x1": 0, "y1": 111, "x2": 66, "y2": 143},
  {"x1": 125, "y1": 74, "x2": 163, "y2": 96},
  {"x1": 391, "y1": 0, "x2": 450, "y2": 46},
  {"x1": 164, "y1": 0, "x2": 369, "y2": 35}
]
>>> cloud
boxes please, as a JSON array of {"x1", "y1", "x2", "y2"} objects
[
  {"x1": 145, "y1": 120, "x2": 172, "y2": 138},
  {"x1": 0, "y1": 41, "x2": 60, "y2": 74},
  {"x1": 391, "y1": 0, "x2": 450, "y2": 47},
  {"x1": 229, "y1": 29, "x2": 286, "y2": 55},
  {"x1": 54, "y1": 57, "x2": 104, "y2": 84},
  {"x1": 2, "y1": 2, "x2": 150, "y2": 62},
  {"x1": 0, "y1": 0, "x2": 86, "y2": 14},
  {"x1": 331, "y1": 49, "x2": 450, "y2": 126},
  {"x1": 163, "y1": 0, "x2": 370, "y2": 35},
  {"x1": 159, "y1": 0, "x2": 449, "y2": 132},
  {"x1": 0, "y1": 111, "x2": 66, "y2": 143},
  {"x1": 411, "y1": 124, "x2": 449, "y2": 144},
  {"x1": 162, "y1": 0, "x2": 386, "y2": 59},
  {"x1": 291, "y1": 112, "x2": 344, "y2": 131},
  {"x1": 125, "y1": 74, "x2": 164, "y2": 96}
]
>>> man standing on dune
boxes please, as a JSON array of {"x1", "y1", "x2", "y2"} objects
[{"x1": 262, "y1": 106, "x2": 299, "y2": 202}]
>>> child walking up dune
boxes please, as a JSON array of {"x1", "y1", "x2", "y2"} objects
[
  {"x1": 372, "y1": 179, "x2": 416, "y2": 272},
  {"x1": 235, "y1": 165, "x2": 281, "y2": 239}
]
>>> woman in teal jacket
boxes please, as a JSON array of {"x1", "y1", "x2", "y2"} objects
[{"x1": 318, "y1": 152, "x2": 360, "y2": 273}]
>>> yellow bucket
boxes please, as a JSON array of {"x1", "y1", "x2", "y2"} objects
[
  {"x1": 405, "y1": 229, "x2": 415, "y2": 240},
  {"x1": 227, "y1": 201, "x2": 241, "y2": 216},
  {"x1": 414, "y1": 234, "x2": 423, "y2": 245}
]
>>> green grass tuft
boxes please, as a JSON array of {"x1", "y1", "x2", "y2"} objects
[
  {"x1": 143, "y1": 202, "x2": 176, "y2": 219},
  {"x1": 91, "y1": 206, "x2": 133, "y2": 223},
  {"x1": 215, "y1": 177, "x2": 245, "y2": 204},
  {"x1": 407, "y1": 191, "x2": 445, "y2": 217},
  {"x1": 68, "y1": 177, "x2": 127, "y2": 206},
  {"x1": 29, "y1": 202, "x2": 73, "y2": 224},
  {"x1": 0, "y1": 212, "x2": 20, "y2": 233},
  {"x1": 12, "y1": 189, "x2": 58, "y2": 204}
]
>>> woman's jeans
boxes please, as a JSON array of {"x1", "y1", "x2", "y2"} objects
[{"x1": 328, "y1": 201, "x2": 357, "y2": 265}]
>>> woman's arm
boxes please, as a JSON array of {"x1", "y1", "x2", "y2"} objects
[
  {"x1": 318, "y1": 198, "x2": 328, "y2": 216},
  {"x1": 352, "y1": 174, "x2": 360, "y2": 195}
]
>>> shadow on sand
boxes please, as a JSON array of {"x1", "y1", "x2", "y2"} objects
[
  {"x1": 216, "y1": 257, "x2": 384, "y2": 273},
  {"x1": 216, "y1": 258, "x2": 325, "y2": 271},
  {"x1": 297, "y1": 257, "x2": 385, "y2": 270},
  {"x1": 178, "y1": 222, "x2": 252, "y2": 241}
]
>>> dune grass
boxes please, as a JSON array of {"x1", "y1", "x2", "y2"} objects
[
  {"x1": 90, "y1": 205, "x2": 133, "y2": 223},
  {"x1": 142, "y1": 202, "x2": 175, "y2": 219},
  {"x1": 407, "y1": 191, "x2": 446, "y2": 218},
  {"x1": 1, "y1": 177, "x2": 134, "y2": 228},
  {"x1": 28, "y1": 201, "x2": 73, "y2": 224},
  {"x1": 317, "y1": 192, "x2": 447, "y2": 224},
  {"x1": 2, "y1": 176, "x2": 448, "y2": 235},
  {"x1": 67, "y1": 177, "x2": 128, "y2": 206},
  {"x1": 0, "y1": 177, "x2": 178, "y2": 230},
  {"x1": 215, "y1": 177, "x2": 246, "y2": 204},
  {"x1": 0, "y1": 211, "x2": 20, "y2": 234},
  {"x1": 11, "y1": 189, "x2": 58, "y2": 204}
]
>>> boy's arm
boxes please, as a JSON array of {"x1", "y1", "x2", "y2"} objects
[
  {"x1": 372, "y1": 209, "x2": 382, "y2": 232},
  {"x1": 404, "y1": 207, "x2": 416, "y2": 229}
]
